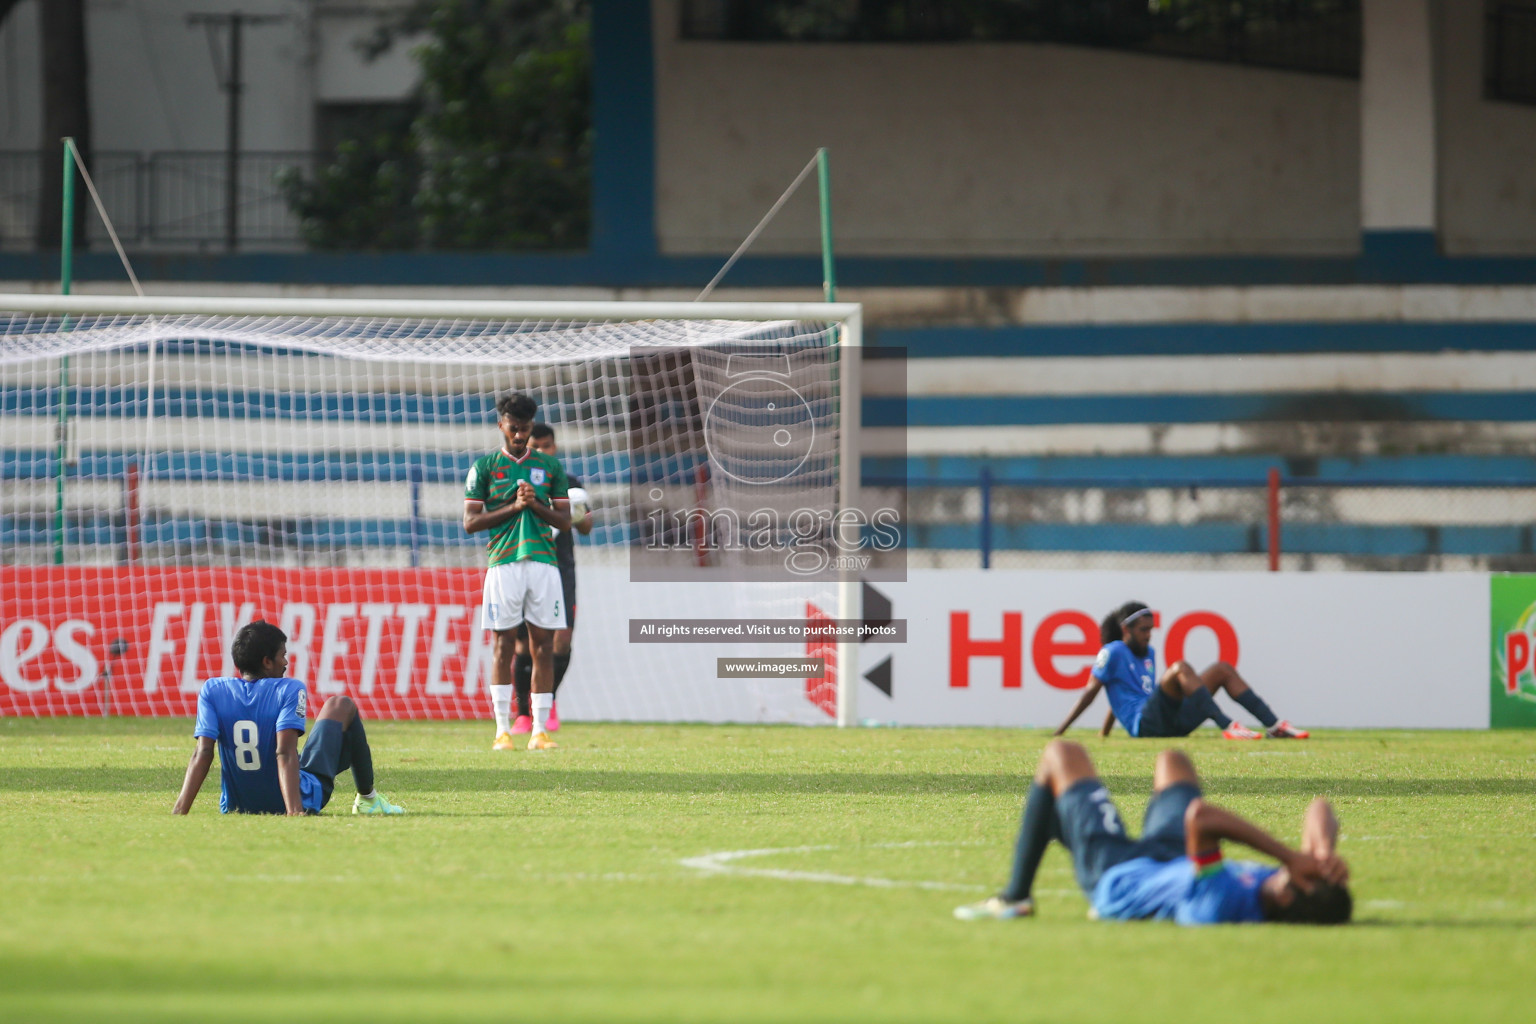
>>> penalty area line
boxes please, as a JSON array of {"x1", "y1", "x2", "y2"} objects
[{"x1": 680, "y1": 840, "x2": 991, "y2": 893}]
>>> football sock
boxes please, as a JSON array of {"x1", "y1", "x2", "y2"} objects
[
  {"x1": 344, "y1": 715, "x2": 375, "y2": 795},
  {"x1": 1184, "y1": 687, "x2": 1232, "y2": 729},
  {"x1": 491, "y1": 683, "x2": 514, "y2": 734},
  {"x1": 513, "y1": 653, "x2": 533, "y2": 718},
  {"x1": 1002, "y1": 782, "x2": 1060, "y2": 902},
  {"x1": 358, "y1": 790, "x2": 377, "y2": 801},
  {"x1": 1233, "y1": 689, "x2": 1279, "y2": 728},
  {"x1": 552, "y1": 651, "x2": 571, "y2": 696},
  {"x1": 532, "y1": 691, "x2": 554, "y2": 735}
]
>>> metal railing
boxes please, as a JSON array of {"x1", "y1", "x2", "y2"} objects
[
  {"x1": 866, "y1": 471, "x2": 1536, "y2": 571},
  {"x1": 0, "y1": 150, "x2": 316, "y2": 250}
]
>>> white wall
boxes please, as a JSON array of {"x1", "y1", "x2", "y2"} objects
[
  {"x1": 0, "y1": 0, "x2": 419, "y2": 154},
  {"x1": 1360, "y1": 0, "x2": 1436, "y2": 232},
  {"x1": 651, "y1": 0, "x2": 1361, "y2": 258}
]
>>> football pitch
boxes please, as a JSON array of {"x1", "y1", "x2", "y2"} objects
[{"x1": 1, "y1": 720, "x2": 1532, "y2": 1023}]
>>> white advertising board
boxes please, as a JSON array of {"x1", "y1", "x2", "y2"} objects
[
  {"x1": 849, "y1": 571, "x2": 1488, "y2": 729},
  {"x1": 561, "y1": 569, "x2": 1489, "y2": 729}
]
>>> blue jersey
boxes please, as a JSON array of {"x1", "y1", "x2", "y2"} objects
[
  {"x1": 1091, "y1": 856, "x2": 1276, "y2": 925},
  {"x1": 194, "y1": 676, "x2": 322, "y2": 814},
  {"x1": 1092, "y1": 641, "x2": 1158, "y2": 736}
]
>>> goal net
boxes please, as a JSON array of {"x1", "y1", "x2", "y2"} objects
[{"x1": 0, "y1": 296, "x2": 870, "y2": 725}]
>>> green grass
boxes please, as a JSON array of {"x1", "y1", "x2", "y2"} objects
[{"x1": 1, "y1": 720, "x2": 1533, "y2": 1023}]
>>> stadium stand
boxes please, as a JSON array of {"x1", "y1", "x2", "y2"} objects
[
  {"x1": 8, "y1": 300, "x2": 1534, "y2": 574},
  {"x1": 864, "y1": 310, "x2": 1536, "y2": 571}
]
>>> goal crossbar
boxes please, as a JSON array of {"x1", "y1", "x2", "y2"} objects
[{"x1": 0, "y1": 294, "x2": 863, "y2": 326}]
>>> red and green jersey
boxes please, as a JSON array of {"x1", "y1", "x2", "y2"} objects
[{"x1": 464, "y1": 448, "x2": 570, "y2": 567}]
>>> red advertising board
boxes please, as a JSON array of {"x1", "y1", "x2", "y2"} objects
[{"x1": 1, "y1": 567, "x2": 490, "y2": 718}]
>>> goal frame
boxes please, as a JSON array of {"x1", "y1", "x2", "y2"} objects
[{"x1": 0, "y1": 293, "x2": 867, "y2": 727}]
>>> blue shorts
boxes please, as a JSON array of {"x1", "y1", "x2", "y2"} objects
[
  {"x1": 1056, "y1": 779, "x2": 1202, "y2": 894},
  {"x1": 298, "y1": 719, "x2": 344, "y2": 812},
  {"x1": 1135, "y1": 687, "x2": 1210, "y2": 738}
]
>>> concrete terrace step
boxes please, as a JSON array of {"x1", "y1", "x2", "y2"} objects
[{"x1": 869, "y1": 321, "x2": 1536, "y2": 357}]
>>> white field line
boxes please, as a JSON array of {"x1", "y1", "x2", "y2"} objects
[
  {"x1": 7, "y1": 871, "x2": 667, "y2": 886},
  {"x1": 680, "y1": 840, "x2": 992, "y2": 893}
]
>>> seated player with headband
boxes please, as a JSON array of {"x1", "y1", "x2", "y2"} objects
[{"x1": 1054, "y1": 600, "x2": 1309, "y2": 740}]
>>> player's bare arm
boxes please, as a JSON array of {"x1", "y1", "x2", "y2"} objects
[
  {"x1": 1299, "y1": 798, "x2": 1348, "y2": 883},
  {"x1": 1099, "y1": 708, "x2": 1116, "y2": 737},
  {"x1": 518, "y1": 480, "x2": 573, "y2": 533},
  {"x1": 275, "y1": 727, "x2": 305, "y2": 816},
  {"x1": 1183, "y1": 798, "x2": 1343, "y2": 890},
  {"x1": 172, "y1": 736, "x2": 217, "y2": 814},
  {"x1": 1161, "y1": 660, "x2": 1201, "y2": 697},
  {"x1": 1053, "y1": 677, "x2": 1103, "y2": 736},
  {"x1": 462, "y1": 491, "x2": 529, "y2": 535}
]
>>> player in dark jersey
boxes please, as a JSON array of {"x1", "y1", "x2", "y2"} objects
[
  {"x1": 1053, "y1": 600, "x2": 1310, "y2": 740},
  {"x1": 509, "y1": 422, "x2": 593, "y2": 734},
  {"x1": 954, "y1": 740, "x2": 1350, "y2": 925},
  {"x1": 172, "y1": 621, "x2": 403, "y2": 816},
  {"x1": 464, "y1": 393, "x2": 572, "y2": 751}
]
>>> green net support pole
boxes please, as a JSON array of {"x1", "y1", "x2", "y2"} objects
[
  {"x1": 817, "y1": 148, "x2": 836, "y2": 303},
  {"x1": 54, "y1": 137, "x2": 76, "y2": 565}
]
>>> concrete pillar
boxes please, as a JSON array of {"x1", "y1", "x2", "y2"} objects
[{"x1": 1360, "y1": 0, "x2": 1437, "y2": 238}]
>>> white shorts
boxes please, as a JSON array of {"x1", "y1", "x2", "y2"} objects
[{"x1": 481, "y1": 561, "x2": 568, "y2": 632}]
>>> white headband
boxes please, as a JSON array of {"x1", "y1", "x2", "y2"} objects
[{"x1": 1120, "y1": 607, "x2": 1153, "y2": 627}]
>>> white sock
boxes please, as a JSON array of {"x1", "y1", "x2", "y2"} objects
[
  {"x1": 491, "y1": 684, "x2": 513, "y2": 734},
  {"x1": 359, "y1": 790, "x2": 376, "y2": 801},
  {"x1": 532, "y1": 691, "x2": 553, "y2": 735}
]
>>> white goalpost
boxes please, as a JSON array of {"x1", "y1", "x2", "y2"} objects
[{"x1": 0, "y1": 294, "x2": 866, "y2": 727}]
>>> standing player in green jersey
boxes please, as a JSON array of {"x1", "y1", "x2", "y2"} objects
[
  {"x1": 464, "y1": 393, "x2": 573, "y2": 751},
  {"x1": 509, "y1": 422, "x2": 594, "y2": 735}
]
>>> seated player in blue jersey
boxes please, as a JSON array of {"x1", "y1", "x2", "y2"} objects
[
  {"x1": 1054, "y1": 600, "x2": 1309, "y2": 741},
  {"x1": 954, "y1": 740, "x2": 1351, "y2": 925},
  {"x1": 172, "y1": 621, "x2": 404, "y2": 816}
]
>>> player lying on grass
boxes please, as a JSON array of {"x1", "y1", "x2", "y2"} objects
[
  {"x1": 1055, "y1": 601, "x2": 1309, "y2": 740},
  {"x1": 955, "y1": 740, "x2": 1350, "y2": 925},
  {"x1": 172, "y1": 621, "x2": 404, "y2": 816}
]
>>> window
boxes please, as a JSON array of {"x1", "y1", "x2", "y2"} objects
[
  {"x1": 680, "y1": 0, "x2": 1361, "y2": 78},
  {"x1": 1487, "y1": 1, "x2": 1536, "y2": 104}
]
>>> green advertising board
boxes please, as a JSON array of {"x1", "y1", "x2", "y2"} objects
[{"x1": 1490, "y1": 574, "x2": 1536, "y2": 728}]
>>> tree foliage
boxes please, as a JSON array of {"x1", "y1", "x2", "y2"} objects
[{"x1": 282, "y1": 0, "x2": 590, "y2": 251}]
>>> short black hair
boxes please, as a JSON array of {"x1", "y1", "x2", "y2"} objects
[
  {"x1": 1268, "y1": 879, "x2": 1353, "y2": 925},
  {"x1": 497, "y1": 393, "x2": 537, "y2": 422},
  {"x1": 231, "y1": 621, "x2": 287, "y2": 677},
  {"x1": 530, "y1": 422, "x2": 555, "y2": 442},
  {"x1": 1100, "y1": 601, "x2": 1149, "y2": 646}
]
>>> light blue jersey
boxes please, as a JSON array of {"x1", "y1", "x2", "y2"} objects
[
  {"x1": 1091, "y1": 856, "x2": 1276, "y2": 925},
  {"x1": 194, "y1": 676, "x2": 323, "y2": 814},
  {"x1": 1092, "y1": 641, "x2": 1158, "y2": 736}
]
